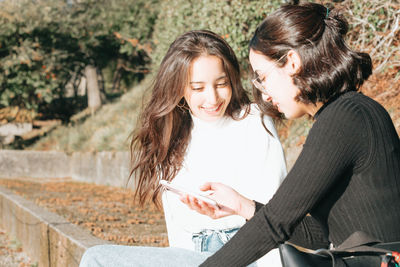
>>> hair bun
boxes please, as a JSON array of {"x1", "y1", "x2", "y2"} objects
[{"x1": 325, "y1": 8, "x2": 348, "y2": 36}]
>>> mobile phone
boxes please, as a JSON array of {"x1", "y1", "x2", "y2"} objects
[{"x1": 159, "y1": 180, "x2": 220, "y2": 209}]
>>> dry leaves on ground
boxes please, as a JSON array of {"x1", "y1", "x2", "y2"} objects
[{"x1": 0, "y1": 177, "x2": 168, "y2": 247}]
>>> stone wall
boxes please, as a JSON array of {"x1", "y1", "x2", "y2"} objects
[
  {"x1": 0, "y1": 185, "x2": 109, "y2": 267},
  {"x1": 0, "y1": 150, "x2": 131, "y2": 187}
]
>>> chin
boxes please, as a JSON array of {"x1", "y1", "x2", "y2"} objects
[{"x1": 199, "y1": 108, "x2": 227, "y2": 122}]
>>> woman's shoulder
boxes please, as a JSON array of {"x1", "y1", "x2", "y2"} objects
[
  {"x1": 317, "y1": 92, "x2": 389, "y2": 124},
  {"x1": 310, "y1": 91, "x2": 397, "y2": 149},
  {"x1": 240, "y1": 103, "x2": 278, "y2": 138},
  {"x1": 237, "y1": 103, "x2": 265, "y2": 124},
  {"x1": 242, "y1": 103, "x2": 272, "y2": 120}
]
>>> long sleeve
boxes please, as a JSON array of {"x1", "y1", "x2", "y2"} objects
[{"x1": 201, "y1": 92, "x2": 400, "y2": 266}]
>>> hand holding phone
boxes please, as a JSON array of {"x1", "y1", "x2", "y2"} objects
[{"x1": 160, "y1": 180, "x2": 220, "y2": 209}]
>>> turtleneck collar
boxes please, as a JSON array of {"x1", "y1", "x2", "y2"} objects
[{"x1": 190, "y1": 113, "x2": 229, "y2": 129}]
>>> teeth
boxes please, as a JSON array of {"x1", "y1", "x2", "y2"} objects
[
  {"x1": 202, "y1": 106, "x2": 218, "y2": 111},
  {"x1": 202, "y1": 104, "x2": 220, "y2": 111}
]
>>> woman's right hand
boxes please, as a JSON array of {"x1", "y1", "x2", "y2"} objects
[{"x1": 180, "y1": 182, "x2": 256, "y2": 220}]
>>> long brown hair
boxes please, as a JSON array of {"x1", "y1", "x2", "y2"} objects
[
  {"x1": 130, "y1": 30, "x2": 251, "y2": 207},
  {"x1": 250, "y1": 3, "x2": 372, "y2": 106}
]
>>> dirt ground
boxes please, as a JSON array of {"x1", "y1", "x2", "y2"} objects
[{"x1": 0, "y1": 177, "x2": 169, "y2": 250}]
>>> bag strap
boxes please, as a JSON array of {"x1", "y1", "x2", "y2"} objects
[
  {"x1": 315, "y1": 231, "x2": 400, "y2": 267},
  {"x1": 335, "y1": 231, "x2": 391, "y2": 253}
]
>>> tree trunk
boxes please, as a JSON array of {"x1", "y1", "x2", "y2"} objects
[{"x1": 85, "y1": 65, "x2": 102, "y2": 112}]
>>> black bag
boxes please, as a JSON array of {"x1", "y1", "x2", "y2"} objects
[{"x1": 279, "y1": 231, "x2": 400, "y2": 267}]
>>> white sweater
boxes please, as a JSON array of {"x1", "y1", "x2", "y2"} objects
[{"x1": 162, "y1": 104, "x2": 287, "y2": 266}]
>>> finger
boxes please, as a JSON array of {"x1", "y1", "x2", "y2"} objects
[
  {"x1": 179, "y1": 194, "x2": 189, "y2": 204},
  {"x1": 181, "y1": 195, "x2": 202, "y2": 212},
  {"x1": 198, "y1": 200, "x2": 214, "y2": 211},
  {"x1": 199, "y1": 182, "x2": 214, "y2": 191},
  {"x1": 198, "y1": 201, "x2": 221, "y2": 218},
  {"x1": 189, "y1": 197, "x2": 215, "y2": 214},
  {"x1": 188, "y1": 196, "x2": 202, "y2": 209}
]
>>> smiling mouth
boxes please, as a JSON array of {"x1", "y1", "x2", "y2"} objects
[{"x1": 201, "y1": 102, "x2": 223, "y2": 114}]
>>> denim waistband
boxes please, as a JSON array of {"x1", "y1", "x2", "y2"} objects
[{"x1": 192, "y1": 227, "x2": 240, "y2": 253}]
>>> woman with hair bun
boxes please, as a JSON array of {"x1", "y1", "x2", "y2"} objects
[{"x1": 195, "y1": 3, "x2": 400, "y2": 266}]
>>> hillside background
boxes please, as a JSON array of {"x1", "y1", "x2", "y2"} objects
[{"x1": 0, "y1": 0, "x2": 398, "y2": 168}]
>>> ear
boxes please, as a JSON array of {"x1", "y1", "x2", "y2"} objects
[{"x1": 285, "y1": 50, "x2": 301, "y2": 75}]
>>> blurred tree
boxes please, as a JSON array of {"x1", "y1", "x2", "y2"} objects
[{"x1": 0, "y1": 0, "x2": 159, "y2": 120}]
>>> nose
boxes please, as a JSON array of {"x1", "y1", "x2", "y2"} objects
[{"x1": 205, "y1": 86, "x2": 219, "y2": 104}]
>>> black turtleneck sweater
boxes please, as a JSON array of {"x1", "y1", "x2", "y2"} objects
[{"x1": 201, "y1": 91, "x2": 400, "y2": 266}]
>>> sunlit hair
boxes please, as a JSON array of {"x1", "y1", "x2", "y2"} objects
[
  {"x1": 249, "y1": 2, "x2": 372, "y2": 105},
  {"x1": 130, "y1": 30, "x2": 252, "y2": 207}
]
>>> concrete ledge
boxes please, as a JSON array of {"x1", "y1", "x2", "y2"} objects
[
  {"x1": 0, "y1": 186, "x2": 110, "y2": 267},
  {"x1": 0, "y1": 150, "x2": 131, "y2": 187},
  {"x1": 70, "y1": 151, "x2": 131, "y2": 186}
]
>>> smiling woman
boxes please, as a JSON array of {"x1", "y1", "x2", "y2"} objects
[
  {"x1": 79, "y1": 30, "x2": 287, "y2": 267},
  {"x1": 132, "y1": 29, "x2": 286, "y2": 266},
  {"x1": 184, "y1": 55, "x2": 232, "y2": 122}
]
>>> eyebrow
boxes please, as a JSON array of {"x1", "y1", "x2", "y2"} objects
[{"x1": 190, "y1": 75, "x2": 227, "y2": 84}]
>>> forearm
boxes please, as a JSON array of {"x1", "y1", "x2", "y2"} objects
[{"x1": 200, "y1": 211, "x2": 275, "y2": 266}]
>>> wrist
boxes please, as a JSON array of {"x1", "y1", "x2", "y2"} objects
[{"x1": 237, "y1": 197, "x2": 255, "y2": 220}]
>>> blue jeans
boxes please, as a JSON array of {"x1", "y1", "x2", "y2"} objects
[
  {"x1": 192, "y1": 228, "x2": 257, "y2": 267},
  {"x1": 79, "y1": 245, "x2": 212, "y2": 267}
]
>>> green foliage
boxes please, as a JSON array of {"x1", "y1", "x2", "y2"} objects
[
  {"x1": 1, "y1": 0, "x2": 397, "y2": 118},
  {"x1": 152, "y1": 0, "x2": 400, "y2": 78},
  {"x1": 0, "y1": 0, "x2": 159, "y2": 114},
  {"x1": 151, "y1": 0, "x2": 282, "y2": 78},
  {"x1": 0, "y1": 1, "x2": 72, "y2": 110},
  {"x1": 3, "y1": 0, "x2": 399, "y2": 152}
]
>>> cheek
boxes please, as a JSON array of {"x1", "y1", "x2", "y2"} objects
[
  {"x1": 218, "y1": 87, "x2": 232, "y2": 104},
  {"x1": 286, "y1": 85, "x2": 301, "y2": 105},
  {"x1": 184, "y1": 91, "x2": 197, "y2": 109},
  {"x1": 272, "y1": 73, "x2": 298, "y2": 102},
  {"x1": 225, "y1": 88, "x2": 232, "y2": 102}
]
